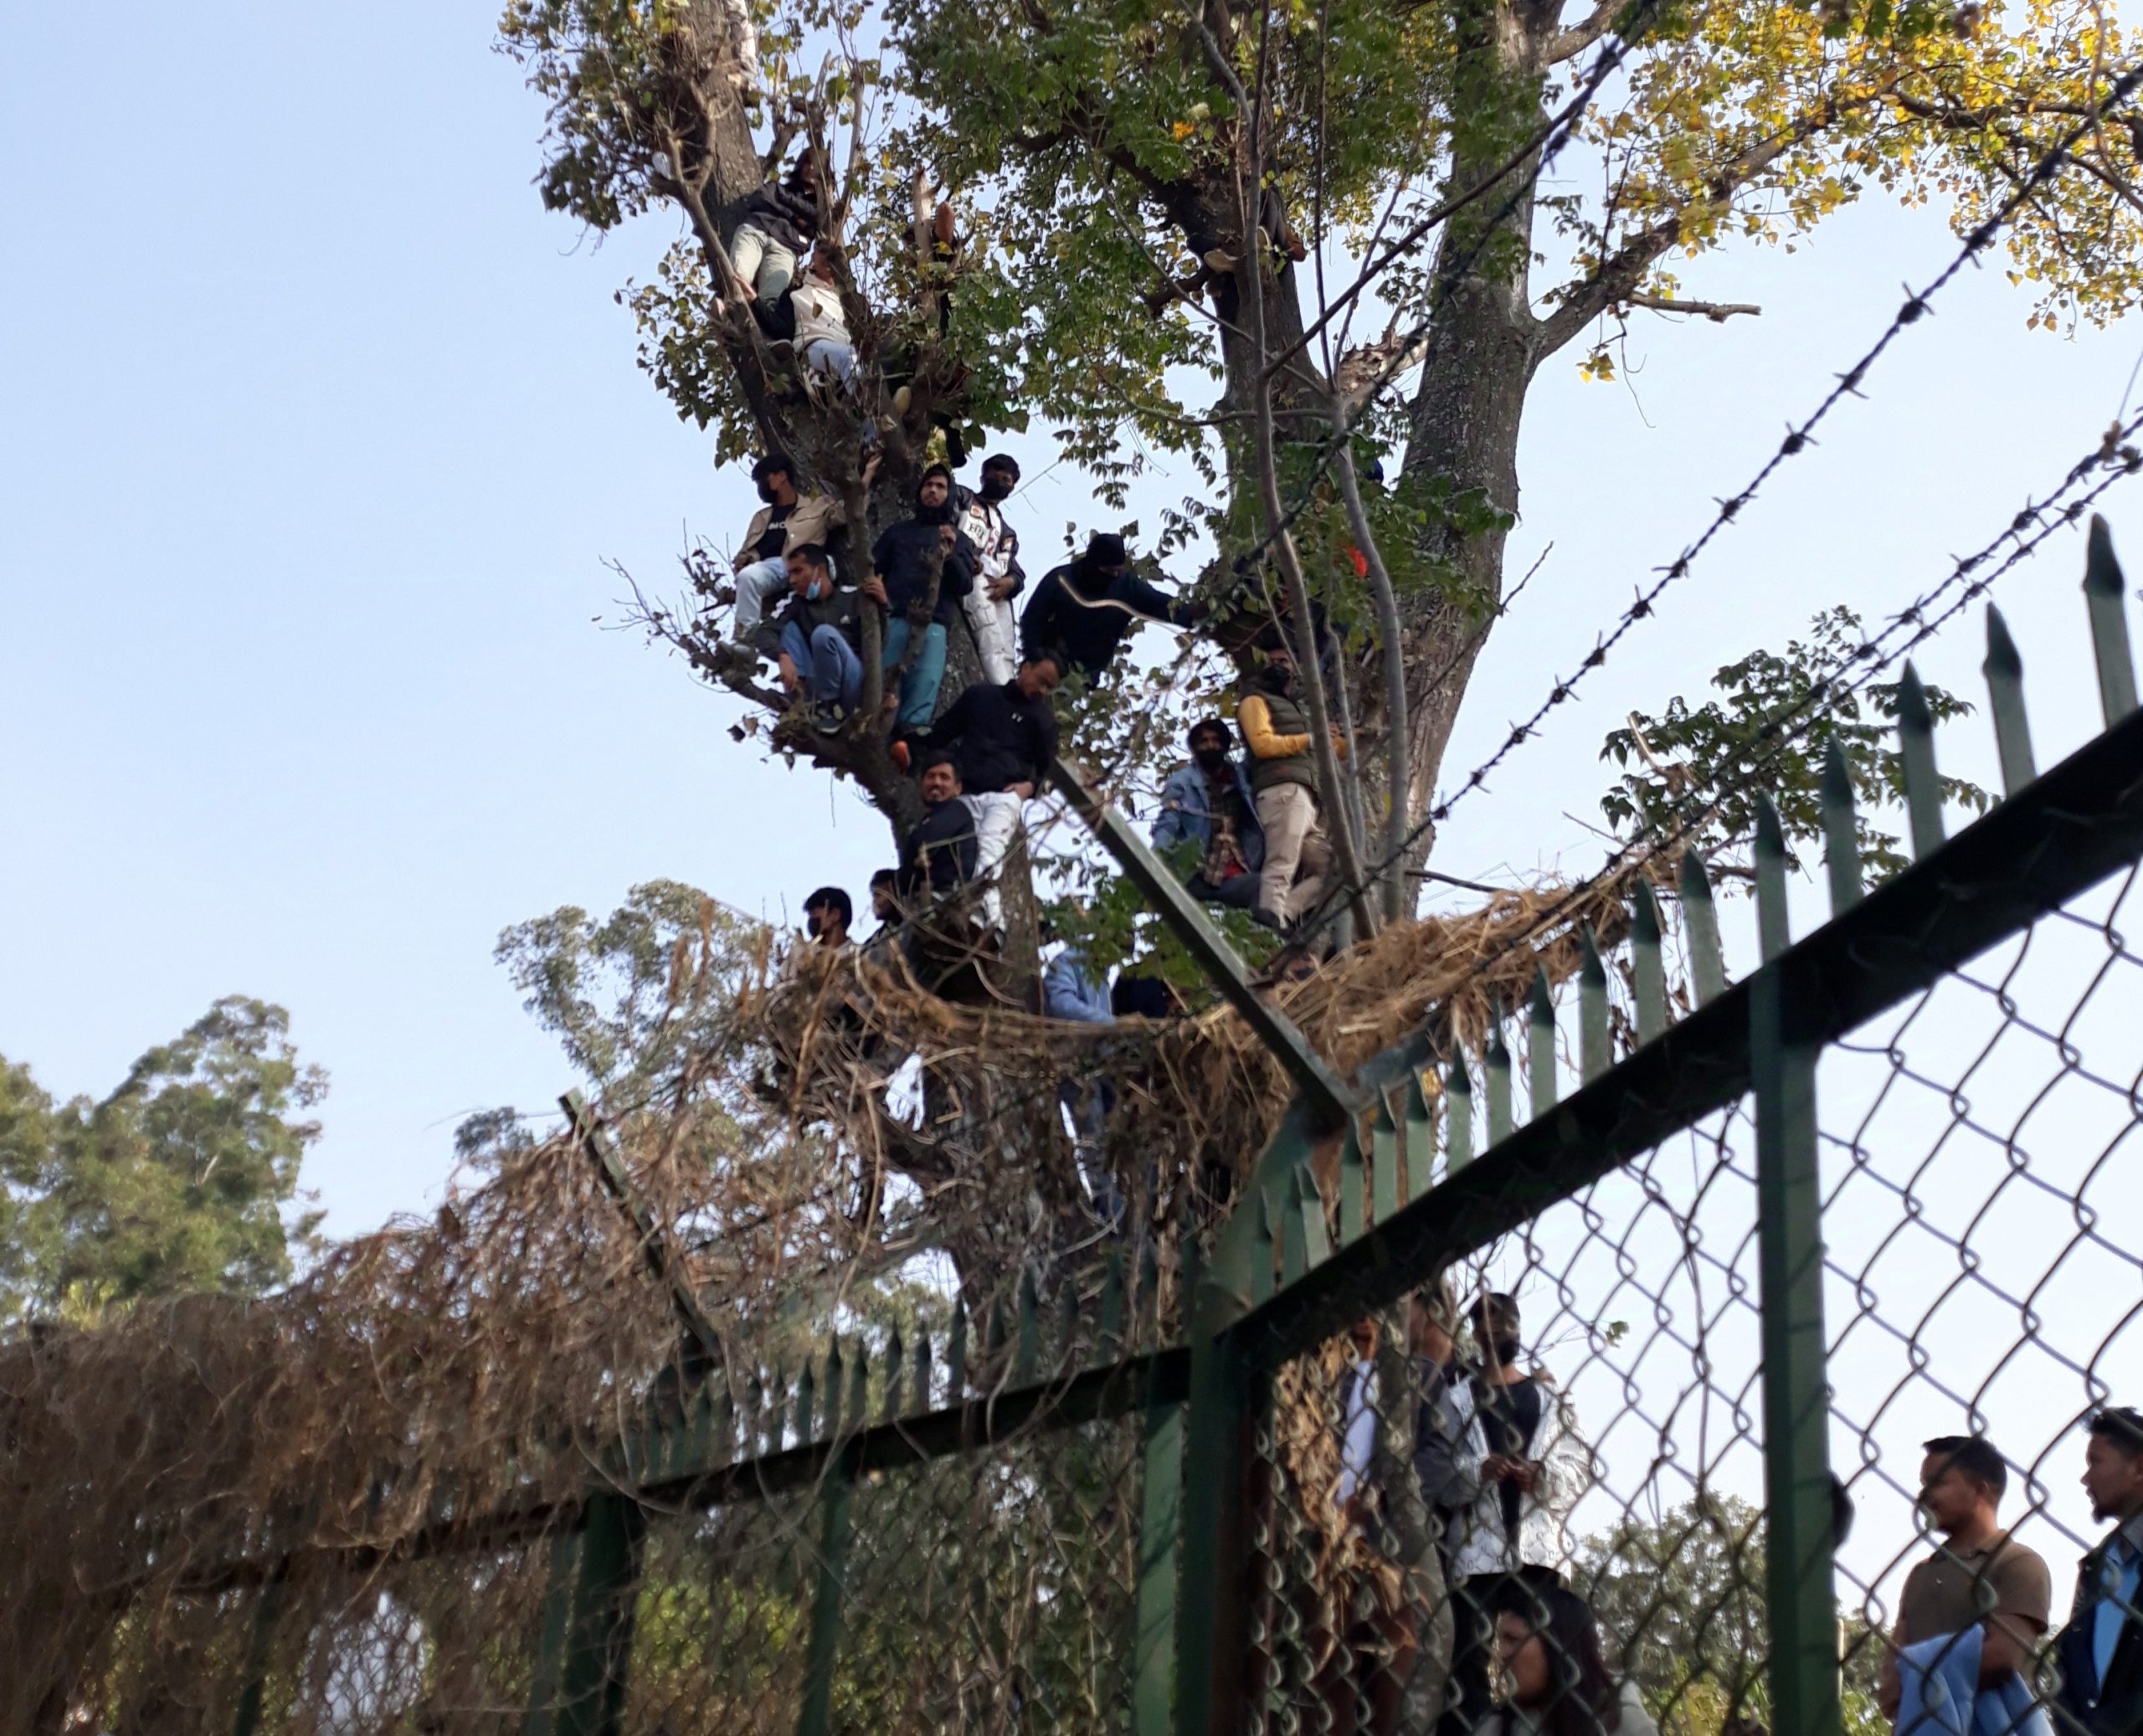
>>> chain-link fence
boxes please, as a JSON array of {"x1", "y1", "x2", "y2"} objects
[{"x1": 10, "y1": 542, "x2": 2143, "y2": 1736}]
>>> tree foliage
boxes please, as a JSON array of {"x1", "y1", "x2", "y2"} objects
[
  {"x1": 0, "y1": 998, "x2": 326, "y2": 1323},
  {"x1": 1579, "y1": 1494, "x2": 1887, "y2": 1736},
  {"x1": 1600, "y1": 607, "x2": 1990, "y2": 881}
]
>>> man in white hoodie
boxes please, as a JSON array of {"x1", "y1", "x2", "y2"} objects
[{"x1": 1438, "y1": 1292, "x2": 1593, "y2": 1736}]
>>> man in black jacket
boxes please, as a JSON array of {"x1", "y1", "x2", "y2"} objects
[
  {"x1": 728, "y1": 152, "x2": 820, "y2": 303},
  {"x1": 868, "y1": 465, "x2": 979, "y2": 733},
  {"x1": 916, "y1": 650, "x2": 1063, "y2": 932},
  {"x1": 898, "y1": 753, "x2": 979, "y2": 904},
  {"x1": 2055, "y1": 1406, "x2": 2143, "y2": 1736},
  {"x1": 1019, "y1": 532, "x2": 1202, "y2": 682}
]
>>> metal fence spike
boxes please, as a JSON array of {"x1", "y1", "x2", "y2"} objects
[
  {"x1": 764, "y1": 1366, "x2": 788, "y2": 1456},
  {"x1": 1370, "y1": 1104, "x2": 1400, "y2": 1225},
  {"x1": 1297, "y1": 1163, "x2": 1333, "y2": 1267},
  {"x1": 1898, "y1": 660, "x2": 1946, "y2": 860},
  {"x1": 1819, "y1": 740, "x2": 1863, "y2": 914},
  {"x1": 946, "y1": 1302, "x2": 969, "y2": 1401},
  {"x1": 1580, "y1": 927, "x2": 1610, "y2": 1083},
  {"x1": 1981, "y1": 603, "x2": 2037, "y2": 797},
  {"x1": 794, "y1": 1360, "x2": 817, "y2": 1447},
  {"x1": 1280, "y1": 1173, "x2": 1310, "y2": 1286},
  {"x1": 1632, "y1": 880, "x2": 1668, "y2": 1045},
  {"x1": 1755, "y1": 794, "x2": 1791, "y2": 961},
  {"x1": 1056, "y1": 1279, "x2": 1079, "y2": 1370},
  {"x1": 846, "y1": 1341, "x2": 868, "y2": 1430},
  {"x1": 1179, "y1": 1220, "x2": 1201, "y2": 1343},
  {"x1": 1252, "y1": 1188, "x2": 1279, "y2": 1305},
  {"x1": 1371, "y1": 1095, "x2": 1400, "y2": 1226},
  {"x1": 1339, "y1": 1120, "x2": 1366, "y2": 1245},
  {"x1": 1402, "y1": 1068, "x2": 1434, "y2": 1199},
  {"x1": 1014, "y1": 1267, "x2": 1041, "y2": 1384},
  {"x1": 1682, "y1": 848, "x2": 1727, "y2": 1005},
  {"x1": 1486, "y1": 1007, "x2": 1513, "y2": 1148},
  {"x1": 1529, "y1": 964, "x2": 1558, "y2": 1121},
  {"x1": 1446, "y1": 1057, "x2": 1474, "y2": 1172},
  {"x1": 882, "y1": 1328, "x2": 905, "y2": 1423},
  {"x1": 1100, "y1": 1245, "x2": 1126, "y2": 1351},
  {"x1": 1139, "y1": 1237, "x2": 1163, "y2": 1346},
  {"x1": 2085, "y1": 513, "x2": 2138, "y2": 725},
  {"x1": 822, "y1": 1341, "x2": 843, "y2": 1441},
  {"x1": 912, "y1": 1329, "x2": 933, "y2": 1416}
]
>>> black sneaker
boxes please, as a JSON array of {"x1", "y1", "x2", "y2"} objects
[{"x1": 813, "y1": 700, "x2": 847, "y2": 734}]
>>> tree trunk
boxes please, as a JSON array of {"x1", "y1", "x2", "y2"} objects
[{"x1": 1386, "y1": 10, "x2": 1551, "y2": 887}]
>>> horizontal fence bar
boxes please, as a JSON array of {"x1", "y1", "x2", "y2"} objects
[{"x1": 1234, "y1": 700, "x2": 2143, "y2": 1366}]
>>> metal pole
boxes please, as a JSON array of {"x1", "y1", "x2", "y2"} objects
[{"x1": 1752, "y1": 964, "x2": 1841, "y2": 1736}]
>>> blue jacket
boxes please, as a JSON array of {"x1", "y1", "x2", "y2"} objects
[
  {"x1": 1043, "y1": 950, "x2": 1114, "y2": 1025},
  {"x1": 1897, "y1": 1623, "x2": 2051, "y2": 1736},
  {"x1": 1152, "y1": 759, "x2": 1265, "y2": 873}
]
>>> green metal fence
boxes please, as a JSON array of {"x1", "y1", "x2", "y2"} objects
[{"x1": 18, "y1": 520, "x2": 2143, "y2": 1736}]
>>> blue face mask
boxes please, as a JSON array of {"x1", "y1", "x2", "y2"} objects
[{"x1": 804, "y1": 578, "x2": 825, "y2": 599}]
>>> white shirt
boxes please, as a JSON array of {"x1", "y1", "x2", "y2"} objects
[{"x1": 790, "y1": 278, "x2": 849, "y2": 349}]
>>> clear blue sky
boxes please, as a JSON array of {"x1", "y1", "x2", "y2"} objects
[{"x1": 4, "y1": 0, "x2": 2139, "y2": 1245}]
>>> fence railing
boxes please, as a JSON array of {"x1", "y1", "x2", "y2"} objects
[{"x1": 26, "y1": 519, "x2": 2143, "y2": 1736}]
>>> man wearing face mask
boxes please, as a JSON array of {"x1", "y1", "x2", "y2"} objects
[
  {"x1": 762, "y1": 544, "x2": 865, "y2": 733},
  {"x1": 1238, "y1": 642, "x2": 1345, "y2": 931},
  {"x1": 730, "y1": 453, "x2": 844, "y2": 652},
  {"x1": 1152, "y1": 716, "x2": 1265, "y2": 910},
  {"x1": 1020, "y1": 532, "x2": 1205, "y2": 683},
  {"x1": 955, "y1": 453, "x2": 1026, "y2": 685},
  {"x1": 1437, "y1": 1292, "x2": 1593, "y2": 1736},
  {"x1": 867, "y1": 465, "x2": 980, "y2": 734}
]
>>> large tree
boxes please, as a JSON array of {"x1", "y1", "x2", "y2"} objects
[
  {"x1": 501, "y1": 0, "x2": 2139, "y2": 900},
  {"x1": 0, "y1": 998, "x2": 326, "y2": 1323}
]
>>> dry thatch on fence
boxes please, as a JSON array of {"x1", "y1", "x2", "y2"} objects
[{"x1": 0, "y1": 862, "x2": 1660, "y2": 1730}]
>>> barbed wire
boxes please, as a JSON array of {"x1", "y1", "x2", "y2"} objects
[
  {"x1": 1272, "y1": 65, "x2": 2143, "y2": 944},
  {"x1": 1284, "y1": 400, "x2": 2143, "y2": 978}
]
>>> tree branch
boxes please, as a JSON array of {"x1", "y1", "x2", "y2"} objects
[
  {"x1": 1534, "y1": 95, "x2": 1856, "y2": 357},
  {"x1": 1621, "y1": 292, "x2": 1763, "y2": 321},
  {"x1": 1544, "y1": 0, "x2": 1624, "y2": 68}
]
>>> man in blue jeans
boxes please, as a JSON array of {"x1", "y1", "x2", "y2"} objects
[
  {"x1": 762, "y1": 543, "x2": 864, "y2": 733},
  {"x1": 866, "y1": 465, "x2": 978, "y2": 734}
]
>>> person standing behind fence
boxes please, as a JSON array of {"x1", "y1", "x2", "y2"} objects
[
  {"x1": 1878, "y1": 1435, "x2": 2052, "y2": 1728},
  {"x1": 2053, "y1": 1406, "x2": 2143, "y2": 1736},
  {"x1": 1478, "y1": 1581, "x2": 1658, "y2": 1736},
  {"x1": 1439, "y1": 1292, "x2": 1593, "y2": 1736}
]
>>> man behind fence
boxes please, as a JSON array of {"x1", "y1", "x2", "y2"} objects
[
  {"x1": 2053, "y1": 1406, "x2": 2143, "y2": 1736},
  {"x1": 1878, "y1": 1433, "x2": 2053, "y2": 1732},
  {"x1": 1438, "y1": 1292, "x2": 1593, "y2": 1736}
]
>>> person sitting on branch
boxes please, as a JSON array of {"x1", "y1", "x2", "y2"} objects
[
  {"x1": 914, "y1": 650, "x2": 1064, "y2": 926},
  {"x1": 728, "y1": 452, "x2": 843, "y2": 654},
  {"x1": 728, "y1": 152, "x2": 820, "y2": 304},
  {"x1": 1152, "y1": 715, "x2": 1265, "y2": 911},
  {"x1": 761, "y1": 543, "x2": 865, "y2": 734}
]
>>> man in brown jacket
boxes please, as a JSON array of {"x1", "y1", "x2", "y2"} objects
[{"x1": 731, "y1": 452, "x2": 844, "y2": 648}]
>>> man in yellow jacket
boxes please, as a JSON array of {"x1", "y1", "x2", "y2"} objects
[{"x1": 1236, "y1": 643, "x2": 1344, "y2": 931}]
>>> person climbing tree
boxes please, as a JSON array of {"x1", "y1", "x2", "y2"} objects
[{"x1": 1019, "y1": 532, "x2": 1203, "y2": 683}]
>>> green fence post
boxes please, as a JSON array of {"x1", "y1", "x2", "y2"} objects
[
  {"x1": 1133, "y1": 1350, "x2": 1186, "y2": 1736},
  {"x1": 229, "y1": 1561, "x2": 290, "y2": 1736},
  {"x1": 1753, "y1": 951, "x2": 1841, "y2": 1736},
  {"x1": 796, "y1": 1447, "x2": 856, "y2": 1736},
  {"x1": 530, "y1": 1490, "x2": 646, "y2": 1736}
]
